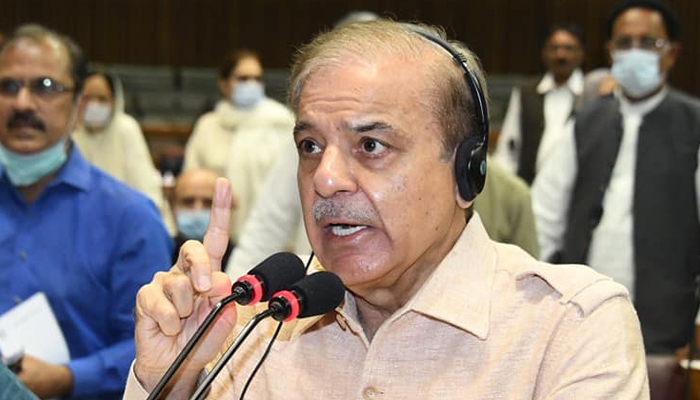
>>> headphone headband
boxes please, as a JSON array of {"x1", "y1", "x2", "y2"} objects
[
  {"x1": 407, "y1": 25, "x2": 490, "y2": 201},
  {"x1": 408, "y1": 28, "x2": 489, "y2": 150}
]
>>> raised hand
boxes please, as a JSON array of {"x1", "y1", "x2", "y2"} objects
[{"x1": 134, "y1": 178, "x2": 237, "y2": 396}]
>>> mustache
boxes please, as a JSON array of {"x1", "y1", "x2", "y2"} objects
[
  {"x1": 312, "y1": 198, "x2": 378, "y2": 225},
  {"x1": 8, "y1": 111, "x2": 46, "y2": 132}
]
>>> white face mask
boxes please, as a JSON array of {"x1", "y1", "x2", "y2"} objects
[
  {"x1": 83, "y1": 101, "x2": 113, "y2": 129},
  {"x1": 611, "y1": 49, "x2": 664, "y2": 98},
  {"x1": 230, "y1": 81, "x2": 264, "y2": 109}
]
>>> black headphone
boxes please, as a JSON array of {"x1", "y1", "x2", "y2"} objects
[{"x1": 408, "y1": 26, "x2": 490, "y2": 202}]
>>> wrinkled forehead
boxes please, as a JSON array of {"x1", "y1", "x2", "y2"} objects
[
  {"x1": 0, "y1": 36, "x2": 71, "y2": 80},
  {"x1": 298, "y1": 50, "x2": 442, "y2": 107}
]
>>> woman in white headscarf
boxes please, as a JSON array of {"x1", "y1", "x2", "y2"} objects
[{"x1": 73, "y1": 72, "x2": 176, "y2": 235}]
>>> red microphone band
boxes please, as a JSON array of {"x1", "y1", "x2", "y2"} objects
[
  {"x1": 272, "y1": 290, "x2": 300, "y2": 322},
  {"x1": 236, "y1": 275, "x2": 263, "y2": 305}
]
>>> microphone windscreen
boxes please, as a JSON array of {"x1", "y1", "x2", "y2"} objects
[
  {"x1": 292, "y1": 271, "x2": 345, "y2": 318},
  {"x1": 248, "y1": 252, "x2": 306, "y2": 301}
]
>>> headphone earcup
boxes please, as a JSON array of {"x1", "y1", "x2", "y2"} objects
[{"x1": 454, "y1": 137, "x2": 487, "y2": 202}]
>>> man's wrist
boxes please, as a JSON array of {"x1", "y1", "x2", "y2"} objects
[
  {"x1": 134, "y1": 361, "x2": 204, "y2": 398},
  {"x1": 53, "y1": 364, "x2": 74, "y2": 398}
]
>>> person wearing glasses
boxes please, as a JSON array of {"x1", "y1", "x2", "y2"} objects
[
  {"x1": 493, "y1": 23, "x2": 585, "y2": 185},
  {"x1": 183, "y1": 49, "x2": 294, "y2": 243},
  {"x1": 0, "y1": 25, "x2": 172, "y2": 399},
  {"x1": 533, "y1": 0, "x2": 699, "y2": 358}
]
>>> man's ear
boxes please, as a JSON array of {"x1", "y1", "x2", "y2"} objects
[
  {"x1": 662, "y1": 42, "x2": 681, "y2": 73},
  {"x1": 455, "y1": 183, "x2": 473, "y2": 209}
]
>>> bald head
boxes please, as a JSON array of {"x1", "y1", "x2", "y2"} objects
[{"x1": 174, "y1": 169, "x2": 218, "y2": 211}]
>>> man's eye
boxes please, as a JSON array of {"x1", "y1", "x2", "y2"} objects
[
  {"x1": 298, "y1": 139, "x2": 322, "y2": 155},
  {"x1": 360, "y1": 138, "x2": 387, "y2": 155}
]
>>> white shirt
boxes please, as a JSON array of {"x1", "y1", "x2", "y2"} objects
[
  {"x1": 225, "y1": 140, "x2": 311, "y2": 277},
  {"x1": 184, "y1": 99, "x2": 295, "y2": 241},
  {"x1": 532, "y1": 87, "x2": 700, "y2": 299},
  {"x1": 494, "y1": 69, "x2": 584, "y2": 175}
]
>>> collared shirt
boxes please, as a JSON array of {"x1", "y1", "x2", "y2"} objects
[
  {"x1": 494, "y1": 69, "x2": 584, "y2": 174},
  {"x1": 125, "y1": 215, "x2": 648, "y2": 399},
  {"x1": 0, "y1": 145, "x2": 173, "y2": 400},
  {"x1": 532, "y1": 88, "x2": 693, "y2": 298}
]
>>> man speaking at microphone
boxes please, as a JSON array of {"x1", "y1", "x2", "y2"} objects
[{"x1": 125, "y1": 20, "x2": 649, "y2": 399}]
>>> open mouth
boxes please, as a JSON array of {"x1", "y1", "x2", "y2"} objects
[{"x1": 329, "y1": 223, "x2": 368, "y2": 237}]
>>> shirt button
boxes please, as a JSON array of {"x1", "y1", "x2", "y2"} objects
[
  {"x1": 362, "y1": 386, "x2": 378, "y2": 400},
  {"x1": 18, "y1": 252, "x2": 27, "y2": 261}
]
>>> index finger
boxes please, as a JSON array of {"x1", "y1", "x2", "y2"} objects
[{"x1": 203, "y1": 177, "x2": 232, "y2": 272}]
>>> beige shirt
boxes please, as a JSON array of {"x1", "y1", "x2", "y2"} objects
[
  {"x1": 124, "y1": 215, "x2": 649, "y2": 399},
  {"x1": 183, "y1": 99, "x2": 295, "y2": 241},
  {"x1": 73, "y1": 113, "x2": 176, "y2": 235}
]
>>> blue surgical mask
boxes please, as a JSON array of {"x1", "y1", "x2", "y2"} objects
[
  {"x1": 611, "y1": 49, "x2": 663, "y2": 98},
  {"x1": 0, "y1": 139, "x2": 68, "y2": 186},
  {"x1": 176, "y1": 209, "x2": 211, "y2": 240},
  {"x1": 231, "y1": 81, "x2": 264, "y2": 109}
]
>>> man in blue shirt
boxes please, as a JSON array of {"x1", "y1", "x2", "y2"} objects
[{"x1": 0, "y1": 25, "x2": 173, "y2": 399}]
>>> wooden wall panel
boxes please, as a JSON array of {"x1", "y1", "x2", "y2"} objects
[{"x1": 0, "y1": 0, "x2": 698, "y2": 95}]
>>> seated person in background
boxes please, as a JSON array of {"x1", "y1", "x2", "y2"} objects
[
  {"x1": 183, "y1": 49, "x2": 295, "y2": 242},
  {"x1": 0, "y1": 24, "x2": 172, "y2": 399},
  {"x1": 73, "y1": 71, "x2": 176, "y2": 235},
  {"x1": 172, "y1": 168, "x2": 234, "y2": 266},
  {"x1": 128, "y1": 20, "x2": 647, "y2": 399},
  {"x1": 493, "y1": 23, "x2": 585, "y2": 184}
]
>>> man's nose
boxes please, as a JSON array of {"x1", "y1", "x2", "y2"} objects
[
  {"x1": 14, "y1": 86, "x2": 38, "y2": 111},
  {"x1": 313, "y1": 145, "x2": 357, "y2": 198}
]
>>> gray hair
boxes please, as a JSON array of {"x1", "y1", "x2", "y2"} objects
[{"x1": 287, "y1": 20, "x2": 488, "y2": 160}]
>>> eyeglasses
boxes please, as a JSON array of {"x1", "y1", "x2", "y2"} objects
[
  {"x1": 611, "y1": 36, "x2": 668, "y2": 51},
  {"x1": 0, "y1": 77, "x2": 75, "y2": 99}
]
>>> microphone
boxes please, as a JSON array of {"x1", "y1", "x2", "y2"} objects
[
  {"x1": 268, "y1": 271, "x2": 346, "y2": 322},
  {"x1": 189, "y1": 271, "x2": 346, "y2": 400},
  {"x1": 232, "y1": 252, "x2": 307, "y2": 305},
  {"x1": 146, "y1": 252, "x2": 306, "y2": 400}
]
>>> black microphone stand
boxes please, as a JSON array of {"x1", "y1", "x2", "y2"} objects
[
  {"x1": 189, "y1": 308, "x2": 277, "y2": 400},
  {"x1": 147, "y1": 293, "x2": 242, "y2": 400}
]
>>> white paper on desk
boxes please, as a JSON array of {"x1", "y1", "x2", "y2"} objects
[{"x1": 0, "y1": 292, "x2": 70, "y2": 364}]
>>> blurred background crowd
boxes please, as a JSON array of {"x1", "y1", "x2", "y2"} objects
[{"x1": 1, "y1": 0, "x2": 700, "y2": 399}]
